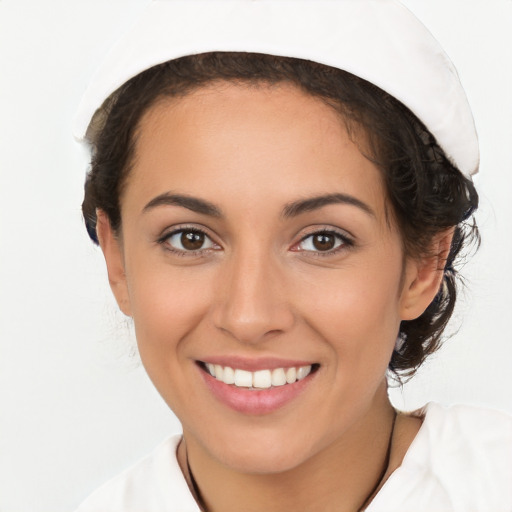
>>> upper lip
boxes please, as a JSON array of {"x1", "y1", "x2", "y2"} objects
[{"x1": 198, "y1": 356, "x2": 317, "y2": 372}]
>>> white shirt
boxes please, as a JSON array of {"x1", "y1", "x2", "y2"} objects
[{"x1": 75, "y1": 403, "x2": 512, "y2": 512}]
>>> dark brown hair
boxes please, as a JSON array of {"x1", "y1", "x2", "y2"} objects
[{"x1": 82, "y1": 52, "x2": 479, "y2": 379}]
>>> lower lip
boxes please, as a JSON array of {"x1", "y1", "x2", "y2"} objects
[{"x1": 199, "y1": 366, "x2": 316, "y2": 415}]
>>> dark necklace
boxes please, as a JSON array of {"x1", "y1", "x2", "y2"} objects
[
  {"x1": 183, "y1": 410, "x2": 398, "y2": 512},
  {"x1": 357, "y1": 410, "x2": 398, "y2": 512},
  {"x1": 185, "y1": 453, "x2": 207, "y2": 512}
]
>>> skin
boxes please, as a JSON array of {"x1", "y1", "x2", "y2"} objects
[{"x1": 97, "y1": 82, "x2": 449, "y2": 511}]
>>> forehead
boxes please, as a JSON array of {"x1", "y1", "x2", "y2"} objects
[
  {"x1": 140, "y1": 80, "x2": 351, "y2": 139},
  {"x1": 127, "y1": 81, "x2": 389, "y2": 223},
  {"x1": 137, "y1": 79, "x2": 371, "y2": 155}
]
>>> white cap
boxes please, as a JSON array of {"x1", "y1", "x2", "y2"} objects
[{"x1": 74, "y1": 0, "x2": 479, "y2": 177}]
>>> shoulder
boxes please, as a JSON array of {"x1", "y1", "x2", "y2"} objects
[
  {"x1": 369, "y1": 403, "x2": 512, "y2": 512},
  {"x1": 416, "y1": 402, "x2": 512, "y2": 467},
  {"x1": 418, "y1": 400, "x2": 512, "y2": 435},
  {"x1": 415, "y1": 403, "x2": 512, "y2": 510},
  {"x1": 74, "y1": 434, "x2": 200, "y2": 512}
]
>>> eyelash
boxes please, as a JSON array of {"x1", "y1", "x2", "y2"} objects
[
  {"x1": 157, "y1": 226, "x2": 354, "y2": 257},
  {"x1": 157, "y1": 226, "x2": 220, "y2": 257},
  {"x1": 293, "y1": 229, "x2": 354, "y2": 257}
]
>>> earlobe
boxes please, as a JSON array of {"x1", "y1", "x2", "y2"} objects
[
  {"x1": 400, "y1": 230, "x2": 454, "y2": 321},
  {"x1": 96, "y1": 210, "x2": 132, "y2": 317}
]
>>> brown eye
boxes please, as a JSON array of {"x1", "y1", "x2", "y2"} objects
[
  {"x1": 295, "y1": 230, "x2": 347, "y2": 254},
  {"x1": 181, "y1": 231, "x2": 205, "y2": 250},
  {"x1": 312, "y1": 233, "x2": 336, "y2": 251},
  {"x1": 165, "y1": 229, "x2": 218, "y2": 253}
]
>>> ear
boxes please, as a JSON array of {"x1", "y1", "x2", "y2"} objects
[
  {"x1": 400, "y1": 229, "x2": 454, "y2": 321},
  {"x1": 96, "y1": 210, "x2": 132, "y2": 316}
]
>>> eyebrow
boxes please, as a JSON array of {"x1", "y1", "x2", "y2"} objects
[
  {"x1": 142, "y1": 193, "x2": 222, "y2": 217},
  {"x1": 282, "y1": 193, "x2": 375, "y2": 218},
  {"x1": 142, "y1": 191, "x2": 374, "y2": 219}
]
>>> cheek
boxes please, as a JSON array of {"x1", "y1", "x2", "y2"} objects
[
  {"x1": 125, "y1": 258, "x2": 215, "y2": 357},
  {"x1": 124, "y1": 261, "x2": 219, "y2": 416},
  {"x1": 295, "y1": 256, "x2": 403, "y2": 367}
]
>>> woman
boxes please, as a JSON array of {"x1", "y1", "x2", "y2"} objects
[{"x1": 73, "y1": 1, "x2": 511, "y2": 511}]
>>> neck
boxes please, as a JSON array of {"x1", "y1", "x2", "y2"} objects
[{"x1": 178, "y1": 385, "x2": 401, "y2": 512}]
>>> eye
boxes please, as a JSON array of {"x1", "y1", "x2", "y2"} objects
[
  {"x1": 161, "y1": 228, "x2": 219, "y2": 253},
  {"x1": 295, "y1": 230, "x2": 350, "y2": 253}
]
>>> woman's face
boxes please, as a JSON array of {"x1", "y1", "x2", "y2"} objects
[{"x1": 100, "y1": 82, "x2": 433, "y2": 473}]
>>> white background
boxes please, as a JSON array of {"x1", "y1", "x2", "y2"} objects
[{"x1": 0, "y1": 1, "x2": 511, "y2": 510}]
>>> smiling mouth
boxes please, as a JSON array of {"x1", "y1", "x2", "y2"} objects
[{"x1": 198, "y1": 362, "x2": 320, "y2": 390}]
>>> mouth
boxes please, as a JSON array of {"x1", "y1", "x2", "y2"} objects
[
  {"x1": 197, "y1": 359, "x2": 320, "y2": 414},
  {"x1": 198, "y1": 361, "x2": 320, "y2": 390}
]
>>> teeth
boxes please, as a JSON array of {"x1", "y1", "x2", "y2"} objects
[
  {"x1": 297, "y1": 366, "x2": 312, "y2": 380},
  {"x1": 205, "y1": 363, "x2": 313, "y2": 389},
  {"x1": 285, "y1": 367, "x2": 297, "y2": 384},
  {"x1": 253, "y1": 370, "x2": 272, "y2": 389},
  {"x1": 214, "y1": 364, "x2": 224, "y2": 381},
  {"x1": 234, "y1": 369, "x2": 253, "y2": 387},
  {"x1": 271, "y1": 368, "x2": 287, "y2": 386},
  {"x1": 223, "y1": 366, "x2": 235, "y2": 384}
]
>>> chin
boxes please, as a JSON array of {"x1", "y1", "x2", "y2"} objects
[
  {"x1": 219, "y1": 446, "x2": 310, "y2": 475},
  {"x1": 195, "y1": 423, "x2": 327, "y2": 475}
]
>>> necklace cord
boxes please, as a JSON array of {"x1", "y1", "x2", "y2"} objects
[
  {"x1": 357, "y1": 409, "x2": 398, "y2": 512},
  {"x1": 183, "y1": 409, "x2": 398, "y2": 512}
]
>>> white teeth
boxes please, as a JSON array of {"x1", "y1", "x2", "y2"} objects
[
  {"x1": 285, "y1": 367, "x2": 297, "y2": 384},
  {"x1": 214, "y1": 364, "x2": 224, "y2": 381},
  {"x1": 234, "y1": 369, "x2": 253, "y2": 387},
  {"x1": 296, "y1": 365, "x2": 312, "y2": 380},
  {"x1": 205, "y1": 363, "x2": 314, "y2": 388},
  {"x1": 253, "y1": 370, "x2": 272, "y2": 389},
  {"x1": 223, "y1": 366, "x2": 235, "y2": 384},
  {"x1": 271, "y1": 368, "x2": 287, "y2": 386}
]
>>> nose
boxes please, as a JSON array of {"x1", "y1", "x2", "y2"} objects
[{"x1": 212, "y1": 248, "x2": 295, "y2": 344}]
